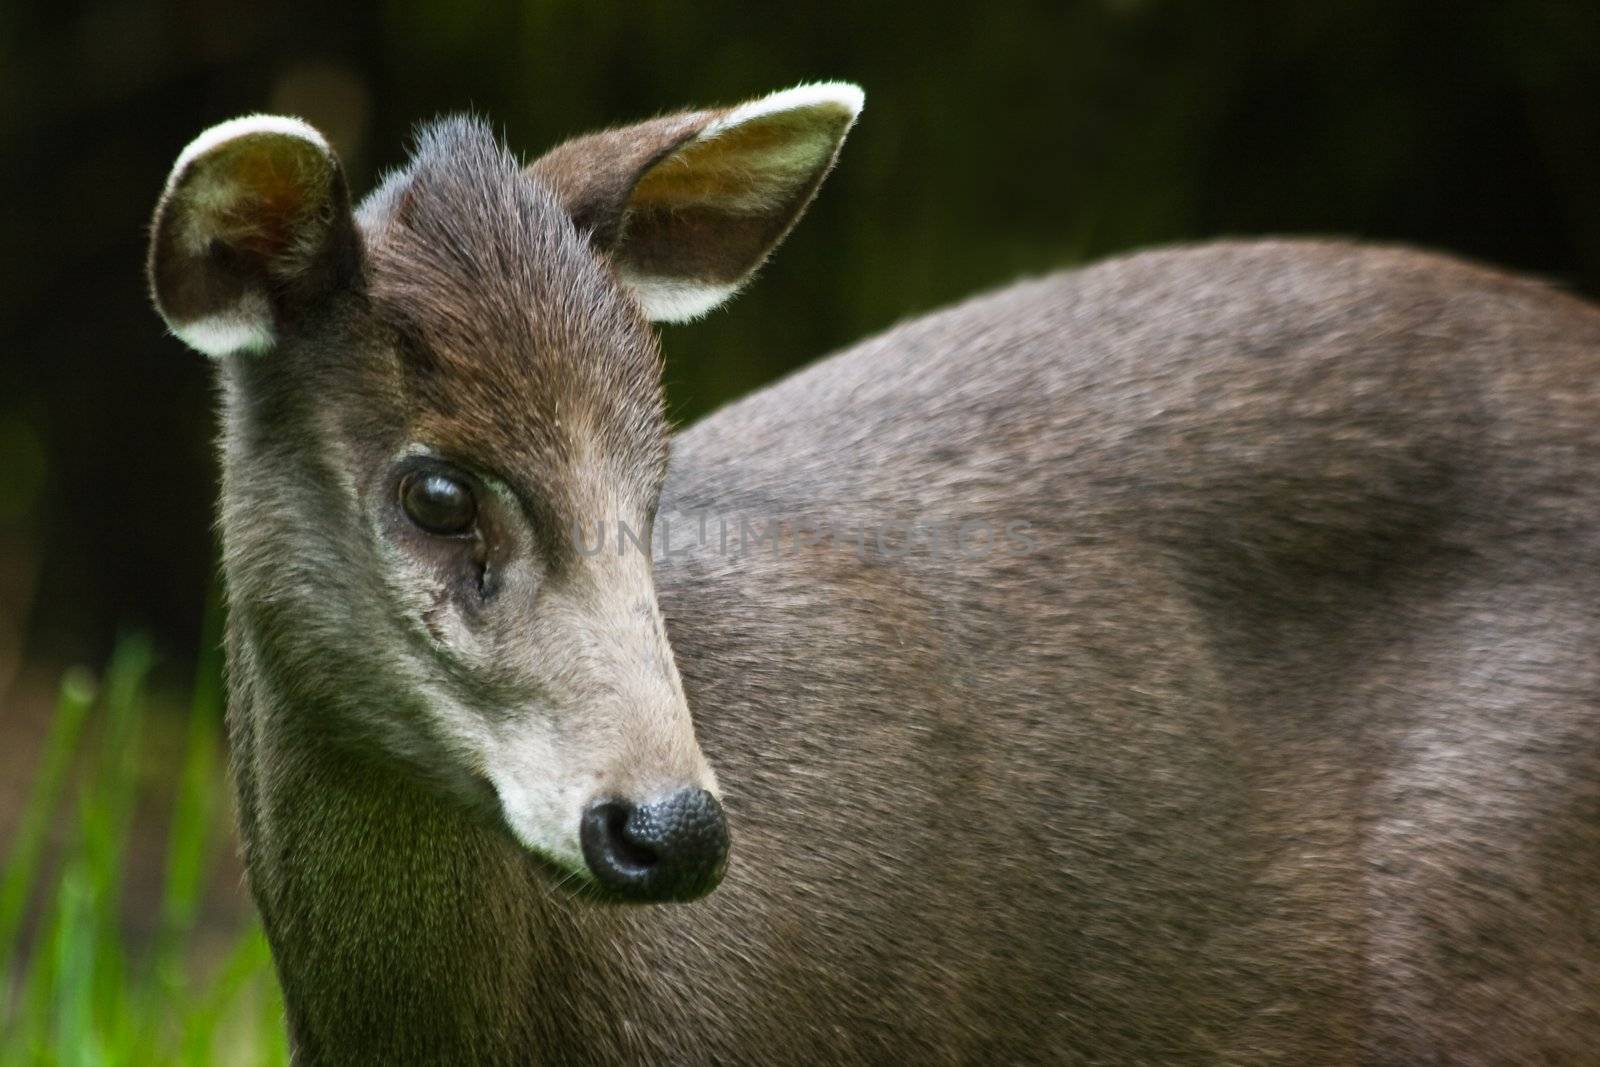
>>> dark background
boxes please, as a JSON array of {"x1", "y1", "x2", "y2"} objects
[{"x1": 3, "y1": 0, "x2": 1599, "y2": 690}]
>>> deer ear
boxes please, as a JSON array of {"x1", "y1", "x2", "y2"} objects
[
  {"x1": 529, "y1": 82, "x2": 863, "y2": 322},
  {"x1": 147, "y1": 115, "x2": 360, "y2": 357}
]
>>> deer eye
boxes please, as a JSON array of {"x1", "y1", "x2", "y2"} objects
[{"x1": 400, "y1": 471, "x2": 477, "y2": 536}]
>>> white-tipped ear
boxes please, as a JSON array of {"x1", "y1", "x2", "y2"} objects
[
  {"x1": 147, "y1": 115, "x2": 358, "y2": 358},
  {"x1": 698, "y1": 81, "x2": 865, "y2": 145},
  {"x1": 167, "y1": 114, "x2": 331, "y2": 190},
  {"x1": 529, "y1": 82, "x2": 863, "y2": 323}
]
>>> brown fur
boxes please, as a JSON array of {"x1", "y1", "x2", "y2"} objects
[{"x1": 152, "y1": 106, "x2": 1600, "y2": 1064}]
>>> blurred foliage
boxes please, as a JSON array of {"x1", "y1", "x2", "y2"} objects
[
  {"x1": 1, "y1": 0, "x2": 1597, "y2": 667},
  {"x1": 0, "y1": 629, "x2": 286, "y2": 1066}
]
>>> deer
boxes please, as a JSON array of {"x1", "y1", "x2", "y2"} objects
[{"x1": 145, "y1": 82, "x2": 1600, "y2": 1064}]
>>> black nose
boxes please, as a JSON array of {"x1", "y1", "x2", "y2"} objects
[{"x1": 580, "y1": 789, "x2": 730, "y2": 902}]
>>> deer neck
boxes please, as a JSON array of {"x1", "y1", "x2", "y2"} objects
[{"x1": 226, "y1": 624, "x2": 558, "y2": 1061}]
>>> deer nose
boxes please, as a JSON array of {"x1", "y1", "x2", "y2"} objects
[{"x1": 580, "y1": 789, "x2": 729, "y2": 902}]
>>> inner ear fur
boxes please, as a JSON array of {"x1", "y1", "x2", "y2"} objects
[
  {"x1": 528, "y1": 82, "x2": 864, "y2": 322},
  {"x1": 147, "y1": 115, "x2": 360, "y2": 358}
]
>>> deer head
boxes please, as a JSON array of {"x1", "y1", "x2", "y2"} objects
[{"x1": 147, "y1": 84, "x2": 863, "y2": 902}]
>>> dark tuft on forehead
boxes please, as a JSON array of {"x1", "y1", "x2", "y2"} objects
[
  {"x1": 359, "y1": 116, "x2": 669, "y2": 513},
  {"x1": 379, "y1": 116, "x2": 583, "y2": 306},
  {"x1": 368, "y1": 115, "x2": 644, "y2": 381}
]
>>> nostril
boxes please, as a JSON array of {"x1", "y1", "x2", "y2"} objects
[
  {"x1": 605, "y1": 802, "x2": 659, "y2": 871},
  {"x1": 582, "y1": 800, "x2": 653, "y2": 880}
]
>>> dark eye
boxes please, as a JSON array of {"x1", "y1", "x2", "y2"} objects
[{"x1": 400, "y1": 471, "x2": 477, "y2": 536}]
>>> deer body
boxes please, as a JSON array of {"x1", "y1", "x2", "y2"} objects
[{"x1": 150, "y1": 90, "x2": 1600, "y2": 1064}]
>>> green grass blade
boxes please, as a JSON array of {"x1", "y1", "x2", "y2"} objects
[
  {"x1": 81, "y1": 638, "x2": 153, "y2": 1050},
  {"x1": 52, "y1": 864, "x2": 103, "y2": 1067},
  {"x1": 162, "y1": 592, "x2": 224, "y2": 939},
  {"x1": 257, "y1": 953, "x2": 289, "y2": 1067},
  {"x1": 0, "y1": 667, "x2": 95, "y2": 1012},
  {"x1": 141, "y1": 590, "x2": 226, "y2": 1054},
  {"x1": 16, "y1": 867, "x2": 65, "y2": 1066},
  {"x1": 178, "y1": 926, "x2": 274, "y2": 1066}
]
